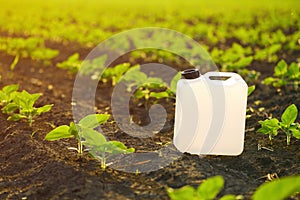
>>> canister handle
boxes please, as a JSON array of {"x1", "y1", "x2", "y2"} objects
[{"x1": 204, "y1": 72, "x2": 242, "y2": 85}]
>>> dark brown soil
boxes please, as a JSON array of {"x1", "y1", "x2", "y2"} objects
[{"x1": 0, "y1": 38, "x2": 300, "y2": 200}]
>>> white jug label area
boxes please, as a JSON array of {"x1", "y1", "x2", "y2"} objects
[{"x1": 174, "y1": 70, "x2": 248, "y2": 156}]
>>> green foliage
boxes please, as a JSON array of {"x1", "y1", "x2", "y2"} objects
[
  {"x1": 0, "y1": 37, "x2": 59, "y2": 69},
  {"x1": 102, "y1": 63, "x2": 131, "y2": 86},
  {"x1": 0, "y1": 84, "x2": 19, "y2": 107},
  {"x1": 87, "y1": 138, "x2": 135, "y2": 170},
  {"x1": 6, "y1": 90, "x2": 53, "y2": 126},
  {"x1": 252, "y1": 175, "x2": 300, "y2": 200},
  {"x1": 168, "y1": 174, "x2": 300, "y2": 200},
  {"x1": 57, "y1": 53, "x2": 82, "y2": 73},
  {"x1": 211, "y1": 43, "x2": 259, "y2": 81},
  {"x1": 263, "y1": 60, "x2": 300, "y2": 90},
  {"x1": 257, "y1": 104, "x2": 300, "y2": 145},
  {"x1": 254, "y1": 44, "x2": 282, "y2": 63},
  {"x1": 45, "y1": 114, "x2": 110, "y2": 155},
  {"x1": 0, "y1": 84, "x2": 53, "y2": 126},
  {"x1": 45, "y1": 114, "x2": 134, "y2": 169},
  {"x1": 80, "y1": 55, "x2": 107, "y2": 79},
  {"x1": 247, "y1": 85, "x2": 255, "y2": 96},
  {"x1": 122, "y1": 65, "x2": 180, "y2": 102},
  {"x1": 167, "y1": 176, "x2": 240, "y2": 200}
]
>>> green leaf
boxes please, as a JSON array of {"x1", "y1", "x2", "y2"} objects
[
  {"x1": 144, "y1": 77, "x2": 165, "y2": 87},
  {"x1": 273, "y1": 79, "x2": 287, "y2": 87},
  {"x1": 57, "y1": 53, "x2": 81, "y2": 73},
  {"x1": 2, "y1": 84, "x2": 19, "y2": 94},
  {"x1": 257, "y1": 127, "x2": 271, "y2": 135},
  {"x1": 2, "y1": 103, "x2": 18, "y2": 114},
  {"x1": 134, "y1": 89, "x2": 147, "y2": 99},
  {"x1": 167, "y1": 186, "x2": 196, "y2": 200},
  {"x1": 233, "y1": 56, "x2": 253, "y2": 68},
  {"x1": 109, "y1": 141, "x2": 135, "y2": 154},
  {"x1": 262, "y1": 77, "x2": 276, "y2": 85},
  {"x1": 82, "y1": 128, "x2": 107, "y2": 147},
  {"x1": 122, "y1": 65, "x2": 148, "y2": 85},
  {"x1": 291, "y1": 128, "x2": 300, "y2": 139},
  {"x1": 287, "y1": 62, "x2": 300, "y2": 79},
  {"x1": 44, "y1": 125, "x2": 73, "y2": 141},
  {"x1": 281, "y1": 104, "x2": 298, "y2": 126},
  {"x1": 69, "y1": 122, "x2": 79, "y2": 138},
  {"x1": 252, "y1": 175, "x2": 300, "y2": 200},
  {"x1": 149, "y1": 91, "x2": 170, "y2": 99},
  {"x1": 259, "y1": 118, "x2": 280, "y2": 129},
  {"x1": 79, "y1": 114, "x2": 110, "y2": 129},
  {"x1": 36, "y1": 104, "x2": 53, "y2": 115},
  {"x1": 247, "y1": 85, "x2": 255, "y2": 96},
  {"x1": 197, "y1": 176, "x2": 224, "y2": 199},
  {"x1": 274, "y1": 60, "x2": 288, "y2": 77},
  {"x1": 220, "y1": 194, "x2": 238, "y2": 200},
  {"x1": 8, "y1": 114, "x2": 26, "y2": 121},
  {"x1": 170, "y1": 72, "x2": 181, "y2": 94}
]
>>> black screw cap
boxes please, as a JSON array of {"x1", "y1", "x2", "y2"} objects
[{"x1": 181, "y1": 69, "x2": 200, "y2": 79}]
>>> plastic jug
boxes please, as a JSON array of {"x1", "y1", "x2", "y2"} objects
[{"x1": 173, "y1": 69, "x2": 248, "y2": 155}]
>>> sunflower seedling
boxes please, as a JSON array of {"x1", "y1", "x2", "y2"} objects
[
  {"x1": 45, "y1": 114, "x2": 110, "y2": 155},
  {"x1": 6, "y1": 90, "x2": 53, "y2": 126},
  {"x1": 0, "y1": 84, "x2": 19, "y2": 113},
  {"x1": 263, "y1": 60, "x2": 300, "y2": 90},
  {"x1": 257, "y1": 104, "x2": 300, "y2": 145},
  {"x1": 167, "y1": 176, "x2": 241, "y2": 200},
  {"x1": 86, "y1": 137, "x2": 135, "y2": 170},
  {"x1": 45, "y1": 114, "x2": 134, "y2": 169}
]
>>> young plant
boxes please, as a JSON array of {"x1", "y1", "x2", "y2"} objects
[
  {"x1": 263, "y1": 59, "x2": 300, "y2": 90},
  {"x1": 45, "y1": 114, "x2": 110, "y2": 155},
  {"x1": 257, "y1": 104, "x2": 300, "y2": 145},
  {"x1": 253, "y1": 175, "x2": 300, "y2": 200},
  {"x1": 0, "y1": 84, "x2": 19, "y2": 110},
  {"x1": 123, "y1": 65, "x2": 181, "y2": 102},
  {"x1": 0, "y1": 37, "x2": 58, "y2": 70},
  {"x1": 57, "y1": 53, "x2": 82, "y2": 73},
  {"x1": 6, "y1": 90, "x2": 53, "y2": 126},
  {"x1": 211, "y1": 43, "x2": 259, "y2": 81},
  {"x1": 86, "y1": 135, "x2": 135, "y2": 170},
  {"x1": 102, "y1": 63, "x2": 131, "y2": 86},
  {"x1": 45, "y1": 114, "x2": 134, "y2": 169},
  {"x1": 167, "y1": 176, "x2": 241, "y2": 200},
  {"x1": 57, "y1": 53, "x2": 108, "y2": 80}
]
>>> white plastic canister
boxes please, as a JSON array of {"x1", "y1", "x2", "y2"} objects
[{"x1": 173, "y1": 69, "x2": 248, "y2": 155}]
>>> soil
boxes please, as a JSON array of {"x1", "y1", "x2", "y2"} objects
[{"x1": 0, "y1": 38, "x2": 300, "y2": 200}]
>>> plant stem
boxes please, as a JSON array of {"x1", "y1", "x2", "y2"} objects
[
  {"x1": 28, "y1": 114, "x2": 33, "y2": 127},
  {"x1": 10, "y1": 53, "x2": 20, "y2": 70},
  {"x1": 101, "y1": 153, "x2": 106, "y2": 170},
  {"x1": 78, "y1": 140, "x2": 83, "y2": 155},
  {"x1": 287, "y1": 134, "x2": 291, "y2": 146}
]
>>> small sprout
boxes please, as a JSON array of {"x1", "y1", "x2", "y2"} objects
[
  {"x1": 102, "y1": 63, "x2": 131, "y2": 86},
  {"x1": 6, "y1": 90, "x2": 53, "y2": 126},
  {"x1": 167, "y1": 176, "x2": 241, "y2": 200},
  {"x1": 257, "y1": 104, "x2": 300, "y2": 145},
  {"x1": 0, "y1": 84, "x2": 19, "y2": 109},
  {"x1": 45, "y1": 114, "x2": 110, "y2": 155},
  {"x1": 253, "y1": 175, "x2": 300, "y2": 200},
  {"x1": 263, "y1": 59, "x2": 300, "y2": 90},
  {"x1": 0, "y1": 37, "x2": 58, "y2": 70},
  {"x1": 45, "y1": 114, "x2": 134, "y2": 169},
  {"x1": 57, "y1": 53, "x2": 82, "y2": 73},
  {"x1": 0, "y1": 85, "x2": 53, "y2": 126}
]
